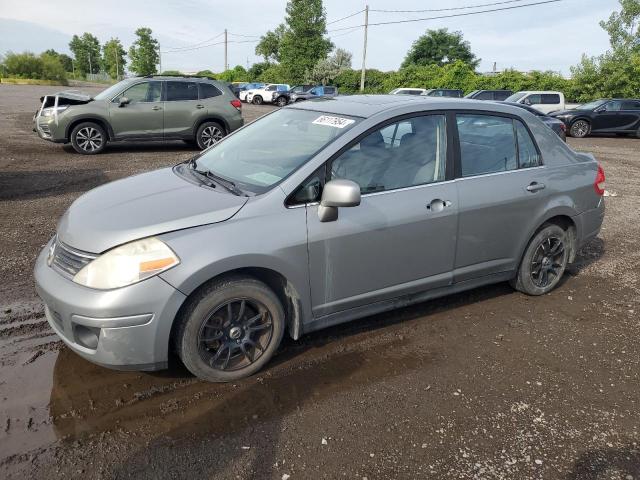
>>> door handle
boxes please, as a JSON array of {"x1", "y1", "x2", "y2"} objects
[
  {"x1": 151, "y1": 106, "x2": 162, "y2": 111},
  {"x1": 526, "y1": 182, "x2": 546, "y2": 193},
  {"x1": 195, "y1": 104, "x2": 205, "y2": 109},
  {"x1": 426, "y1": 199, "x2": 452, "y2": 212}
]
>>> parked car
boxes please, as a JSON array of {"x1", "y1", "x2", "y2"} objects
[
  {"x1": 35, "y1": 95, "x2": 605, "y2": 382},
  {"x1": 246, "y1": 84, "x2": 291, "y2": 105},
  {"x1": 465, "y1": 90, "x2": 513, "y2": 101},
  {"x1": 424, "y1": 89, "x2": 464, "y2": 98},
  {"x1": 289, "y1": 85, "x2": 338, "y2": 103},
  {"x1": 549, "y1": 98, "x2": 640, "y2": 138},
  {"x1": 497, "y1": 101, "x2": 567, "y2": 140},
  {"x1": 238, "y1": 82, "x2": 266, "y2": 102},
  {"x1": 230, "y1": 82, "x2": 248, "y2": 97},
  {"x1": 272, "y1": 84, "x2": 316, "y2": 107},
  {"x1": 389, "y1": 88, "x2": 429, "y2": 95},
  {"x1": 33, "y1": 76, "x2": 243, "y2": 154},
  {"x1": 505, "y1": 91, "x2": 565, "y2": 114}
]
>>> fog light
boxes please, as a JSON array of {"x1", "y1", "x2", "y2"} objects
[{"x1": 73, "y1": 324, "x2": 100, "y2": 350}]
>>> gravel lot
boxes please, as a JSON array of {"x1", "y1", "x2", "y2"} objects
[{"x1": 1, "y1": 83, "x2": 639, "y2": 479}]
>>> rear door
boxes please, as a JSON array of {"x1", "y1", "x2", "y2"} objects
[
  {"x1": 108, "y1": 81, "x2": 163, "y2": 139},
  {"x1": 453, "y1": 112, "x2": 548, "y2": 280},
  {"x1": 162, "y1": 81, "x2": 201, "y2": 138},
  {"x1": 592, "y1": 100, "x2": 638, "y2": 132}
]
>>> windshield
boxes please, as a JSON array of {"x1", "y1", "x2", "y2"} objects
[
  {"x1": 577, "y1": 100, "x2": 607, "y2": 110},
  {"x1": 94, "y1": 80, "x2": 131, "y2": 100},
  {"x1": 505, "y1": 92, "x2": 527, "y2": 102},
  {"x1": 193, "y1": 108, "x2": 361, "y2": 194}
]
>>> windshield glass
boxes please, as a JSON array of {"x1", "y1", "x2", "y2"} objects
[
  {"x1": 193, "y1": 108, "x2": 361, "y2": 194},
  {"x1": 577, "y1": 100, "x2": 607, "y2": 110},
  {"x1": 505, "y1": 92, "x2": 527, "y2": 102},
  {"x1": 94, "y1": 80, "x2": 131, "y2": 100}
]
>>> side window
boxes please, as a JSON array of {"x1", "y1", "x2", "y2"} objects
[
  {"x1": 476, "y1": 91, "x2": 493, "y2": 100},
  {"x1": 457, "y1": 114, "x2": 517, "y2": 177},
  {"x1": 324, "y1": 87, "x2": 335, "y2": 94},
  {"x1": 542, "y1": 94, "x2": 560, "y2": 104},
  {"x1": 604, "y1": 100, "x2": 623, "y2": 111},
  {"x1": 199, "y1": 83, "x2": 222, "y2": 99},
  {"x1": 515, "y1": 121, "x2": 541, "y2": 168},
  {"x1": 495, "y1": 91, "x2": 511, "y2": 101},
  {"x1": 331, "y1": 115, "x2": 447, "y2": 193},
  {"x1": 265, "y1": 86, "x2": 276, "y2": 92},
  {"x1": 166, "y1": 82, "x2": 198, "y2": 101},
  {"x1": 116, "y1": 81, "x2": 161, "y2": 103},
  {"x1": 525, "y1": 94, "x2": 542, "y2": 105},
  {"x1": 288, "y1": 166, "x2": 326, "y2": 206},
  {"x1": 622, "y1": 101, "x2": 640, "y2": 110}
]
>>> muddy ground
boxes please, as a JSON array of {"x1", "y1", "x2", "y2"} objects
[{"x1": 0, "y1": 83, "x2": 639, "y2": 479}]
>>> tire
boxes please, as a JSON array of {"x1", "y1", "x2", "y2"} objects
[
  {"x1": 276, "y1": 96, "x2": 288, "y2": 107},
  {"x1": 569, "y1": 119, "x2": 590, "y2": 138},
  {"x1": 196, "y1": 121, "x2": 226, "y2": 150},
  {"x1": 70, "y1": 121, "x2": 107, "y2": 155},
  {"x1": 510, "y1": 224, "x2": 570, "y2": 296},
  {"x1": 175, "y1": 276, "x2": 285, "y2": 382},
  {"x1": 252, "y1": 95, "x2": 263, "y2": 105},
  {"x1": 635, "y1": 128, "x2": 640, "y2": 139}
]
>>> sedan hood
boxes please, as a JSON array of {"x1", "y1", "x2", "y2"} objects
[{"x1": 57, "y1": 167, "x2": 248, "y2": 253}]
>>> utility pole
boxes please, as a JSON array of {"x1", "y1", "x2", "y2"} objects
[
  {"x1": 115, "y1": 48, "x2": 120, "y2": 79},
  {"x1": 88, "y1": 50, "x2": 92, "y2": 76},
  {"x1": 359, "y1": 5, "x2": 369, "y2": 92},
  {"x1": 158, "y1": 43, "x2": 162, "y2": 74},
  {"x1": 224, "y1": 29, "x2": 228, "y2": 71}
]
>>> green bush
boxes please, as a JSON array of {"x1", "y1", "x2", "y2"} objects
[{"x1": 2, "y1": 51, "x2": 67, "y2": 83}]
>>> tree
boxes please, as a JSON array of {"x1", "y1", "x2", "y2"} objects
[
  {"x1": 401, "y1": 28, "x2": 479, "y2": 69},
  {"x1": 69, "y1": 33, "x2": 101, "y2": 75},
  {"x1": 129, "y1": 27, "x2": 159, "y2": 76},
  {"x1": 600, "y1": 0, "x2": 640, "y2": 51},
  {"x1": 102, "y1": 38, "x2": 127, "y2": 79},
  {"x1": 43, "y1": 49, "x2": 73, "y2": 72},
  {"x1": 218, "y1": 65, "x2": 249, "y2": 82},
  {"x1": 256, "y1": 24, "x2": 286, "y2": 62},
  {"x1": 2, "y1": 51, "x2": 67, "y2": 83},
  {"x1": 307, "y1": 47, "x2": 352, "y2": 84},
  {"x1": 247, "y1": 61, "x2": 271, "y2": 80},
  {"x1": 278, "y1": 0, "x2": 333, "y2": 83}
]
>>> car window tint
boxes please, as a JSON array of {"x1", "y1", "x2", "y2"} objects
[
  {"x1": 331, "y1": 115, "x2": 447, "y2": 193},
  {"x1": 199, "y1": 83, "x2": 222, "y2": 99},
  {"x1": 541, "y1": 94, "x2": 560, "y2": 104},
  {"x1": 526, "y1": 94, "x2": 542, "y2": 105},
  {"x1": 325, "y1": 87, "x2": 335, "y2": 94},
  {"x1": 166, "y1": 81, "x2": 198, "y2": 101},
  {"x1": 289, "y1": 166, "x2": 326, "y2": 205},
  {"x1": 118, "y1": 81, "x2": 161, "y2": 103},
  {"x1": 622, "y1": 101, "x2": 640, "y2": 110},
  {"x1": 516, "y1": 121, "x2": 540, "y2": 168},
  {"x1": 604, "y1": 100, "x2": 623, "y2": 111},
  {"x1": 494, "y1": 91, "x2": 511, "y2": 101},
  {"x1": 476, "y1": 91, "x2": 493, "y2": 100},
  {"x1": 457, "y1": 114, "x2": 517, "y2": 177}
]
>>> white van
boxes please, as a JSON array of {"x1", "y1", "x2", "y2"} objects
[{"x1": 505, "y1": 91, "x2": 565, "y2": 114}]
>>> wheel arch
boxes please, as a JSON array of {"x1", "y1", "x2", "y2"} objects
[
  {"x1": 193, "y1": 116, "x2": 230, "y2": 137},
  {"x1": 65, "y1": 116, "x2": 114, "y2": 141},
  {"x1": 524, "y1": 212, "x2": 578, "y2": 264}
]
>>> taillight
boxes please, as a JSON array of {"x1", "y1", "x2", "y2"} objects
[
  {"x1": 559, "y1": 123, "x2": 566, "y2": 132},
  {"x1": 594, "y1": 164, "x2": 605, "y2": 196},
  {"x1": 230, "y1": 99, "x2": 242, "y2": 111}
]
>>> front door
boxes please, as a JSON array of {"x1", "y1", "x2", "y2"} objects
[
  {"x1": 592, "y1": 100, "x2": 637, "y2": 132},
  {"x1": 306, "y1": 113, "x2": 458, "y2": 317},
  {"x1": 109, "y1": 81, "x2": 163, "y2": 139}
]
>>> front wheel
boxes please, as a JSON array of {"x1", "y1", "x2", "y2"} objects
[
  {"x1": 511, "y1": 224, "x2": 570, "y2": 296},
  {"x1": 70, "y1": 121, "x2": 107, "y2": 154},
  {"x1": 175, "y1": 277, "x2": 285, "y2": 382},
  {"x1": 276, "y1": 96, "x2": 287, "y2": 107},
  {"x1": 569, "y1": 120, "x2": 590, "y2": 138},
  {"x1": 252, "y1": 95, "x2": 263, "y2": 105},
  {"x1": 196, "y1": 121, "x2": 225, "y2": 150}
]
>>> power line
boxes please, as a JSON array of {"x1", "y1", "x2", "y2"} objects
[
  {"x1": 328, "y1": 0, "x2": 563, "y2": 32},
  {"x1": 161, "y1": 38, "x2": 258, "y2": 54},
  {"x1": 327, "y1": 9, "x2": 365, "y2": 25},
  {"x1": 162, "y1": 31, "x2": 225, "y2": 52},
  {"x1": 370, "y1": 0, "x2": 529, "y2": 13},
  {"x1": 228, "y1": 32, "x2": 262, "y2": 38},
  {"x1": 330, "y1": 26, "x2": 364, "y2": 38}
]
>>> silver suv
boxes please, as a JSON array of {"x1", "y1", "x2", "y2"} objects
[
  {"x1": 35, "y1": 96, "x2": 605, "y2": 382},
  {"x1": 33, "y1": 75, "x2": 244, "y2": 154}
]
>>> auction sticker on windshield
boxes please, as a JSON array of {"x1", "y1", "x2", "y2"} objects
[{"x1": 312, "y1": 115, "x2": 356, "y2": 129}]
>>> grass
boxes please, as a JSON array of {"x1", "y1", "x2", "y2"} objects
[{"x1": 0, "y1": 77, "x2": 68, "y2": 86}]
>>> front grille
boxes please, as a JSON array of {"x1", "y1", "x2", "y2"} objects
[{"x1": 51, "y1": 239, "x2": 97, "y2": 278}]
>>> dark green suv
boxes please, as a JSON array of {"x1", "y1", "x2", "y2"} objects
[{"x1": 34, "y1": 76, "x2": 244, "y2": 154}]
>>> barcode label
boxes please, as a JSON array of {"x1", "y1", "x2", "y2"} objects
[{"x1": 312, "y1": 115, "x2": 355, "y2": 128}]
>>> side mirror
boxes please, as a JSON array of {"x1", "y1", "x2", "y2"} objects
[
  {"x1": 318, "y1": 179, "x2": 361, "y2": 222},
  {"x1": 118, "y1": 97, "x2": 130, "y2": 107}
]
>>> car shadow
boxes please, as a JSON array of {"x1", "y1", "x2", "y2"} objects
[
  {"x1": 62, "y1": 141, "x2": 199, "y2": 155},
  {"x1": 566, "y1": 446, "x2": 640, "y2": 479},
  {"x1": 0, "y1": 169, "x2": 108, "y2": 201}
]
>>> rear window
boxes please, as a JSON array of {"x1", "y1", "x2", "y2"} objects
[
  {"x1": 166, "y1": 81, "x2": 198, "y2": 101},
  {"x1": 475, "y1": 91, "x2": 494, "y2": 100},
  {"x1": 541, "y1": 94, "x2": 560, "y2": 104},
  {"x1": 622, "y1": 100, "x2": 640, "y2": 110},
  {"x1": 494, "y1": 91, "x2": 512, "y2": 101},
  {"x1": 199, "y1": 83, "x2": 222, "y2": 99}
]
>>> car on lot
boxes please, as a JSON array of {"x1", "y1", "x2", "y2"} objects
[
  {"x1": 33, "y1": 75, "x2": 243, "y2": 154},
  {"x1": 498, "y1": 101, "x2": 567, "y2": 140},
  {"x1": 35, "y1": 95, "x2": 605, "y2": 382},
  {"x1": 549, "y1": 98, "x2": 640, "y2": 138},
  {"x1": 237, "y1": 82, "x2": 266, "y2": 101},
  {"x1": 246, "y1": 84, "x2": 291, "y2": 105},
  {"x1": 272, "y1": 84, "x2": 316, "y2": 107},
  {"x1": 465, "y1": 90, "x2": 513, "y2": 101},
  {"x1": 505, "y1": 91, "x2": 565, "y2": 114},
  {"x1": 288, "y1": 85, "x2": 338, "y2": 103},
  {"x1": 424, "y1": 89, "x2": 464, "y2": 98},
  {"x1": 389, "y1": 88, "x2": 429, "y2": 96}
]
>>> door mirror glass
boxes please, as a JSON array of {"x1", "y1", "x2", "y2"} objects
[
  {"x1": 318, "y1": 179, "x2": 361, "y2": 222},
  {"x1": 118, "y1": 96, "x2": 130, "y2": 107}
]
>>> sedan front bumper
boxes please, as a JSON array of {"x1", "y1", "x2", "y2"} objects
[{"x1": 34, "y1": 240, "x2": 186, "y2": 371}]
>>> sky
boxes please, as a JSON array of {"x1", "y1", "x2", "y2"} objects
[{"x1": 0, "y1": 0, "x2": 622, "y2": 76}]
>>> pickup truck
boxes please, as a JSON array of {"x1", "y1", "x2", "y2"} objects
[
  {"x1": 289, "y1": 85, "x2": 338, "y2": 103},
  {"x1": 504, "y1": 91, "x2": 566, "y2": 114}
]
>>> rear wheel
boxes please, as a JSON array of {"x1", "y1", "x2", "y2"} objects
[
  {"x1": 70, "y1": 121, "x2": 107, "y2": 155},
  {"x1": 511, "y1": 224, "x2": 570, "y2": 295},
  {"x1": 175, "y1": 276, "x2": 285, "y2": 382},
  {"x1": 569, "y1": 119, "x2": 590, "y2": 138},
  {"x1": 196, "y1": 121, "x2": 225, "y2": 150},
  {"x1": 276, "y1": 96, "x2": 288, "y2": 107},
  {"x1": 252, "y1": 95, "x2": 263, "y2": 105}
]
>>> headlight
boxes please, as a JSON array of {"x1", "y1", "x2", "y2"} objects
[
  {"x1": 41, "y1": 106, "x2": 69, "y2": 117},
  {"x1": 73, "y1": 237, "x2": 179, "y2": 289}
]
